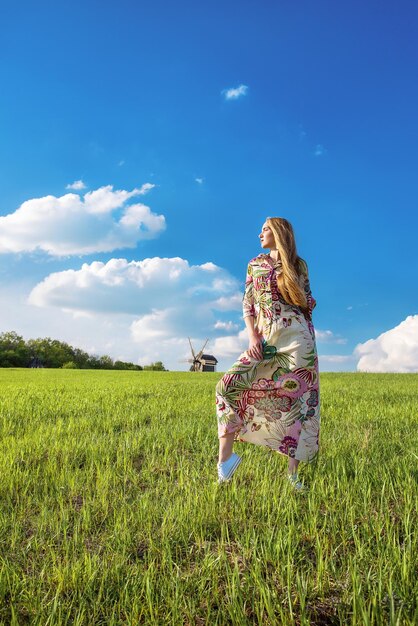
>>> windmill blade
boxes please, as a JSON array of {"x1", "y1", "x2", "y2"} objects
[
  {"x1": 188, "y1": 337, "x2": 196, "y2": 360},
  {"x1": 195, "y1": 338, "x2": 209, "y2": 361}
]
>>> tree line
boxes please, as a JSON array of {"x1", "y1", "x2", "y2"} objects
[{"x1": 0, "y1": 331, "x2": 166, "y2": 371}]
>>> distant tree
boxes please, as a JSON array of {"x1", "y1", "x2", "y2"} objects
[
  {"x1": 0, "y1": 330, "x2": 145, "y2": 370},
  {"x1": 86, "y1": 355, "x2": 101, "y2": 369},
  {"x1": 143, "y1": 361, "x2": 167, "y2": 371},
  {"x1": 98, "y1": 355, "x2": 114, "y2": 370},
  {"x1": 114, "y1": 360, "x2": 143, "y2": 371},
  {"x1": 0, "y1": 331, "x2": 30, "y2": 367},
  {"x1": 72, "y1": 347, "x2": 90, "y2": 369},
  {"x1": 27, "y1": 337, "x2": 75, "y2": 368}
]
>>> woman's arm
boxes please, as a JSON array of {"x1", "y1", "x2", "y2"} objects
[
  {"x1": 244, "y1": 316, "x2": 263, "y2": 360},
  {"x1": 243, "y1": 262, "x2": 263, "y2": 360},
  {"x1": 242, "y1": 263, "x2": 255, "y2": 319}
]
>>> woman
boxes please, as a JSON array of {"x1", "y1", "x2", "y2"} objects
[{"x1": 215, "y1": 217, "x2": 320, "y2": 490}]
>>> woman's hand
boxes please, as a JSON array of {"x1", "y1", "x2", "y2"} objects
[{"x1": 247, "y1": 330, "x2": 264, "y2": 361}]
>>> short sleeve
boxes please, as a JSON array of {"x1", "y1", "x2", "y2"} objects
[{"x1": 242, "y1": 263, "x2": 256, "y2": 318}]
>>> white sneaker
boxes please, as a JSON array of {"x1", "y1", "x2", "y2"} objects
[
  {"x1": 287, "y1": 473, "x2": 307, "y2": 492},
  {"x1": 217, "y1": 453, "x2": 242, "y2": 483}
]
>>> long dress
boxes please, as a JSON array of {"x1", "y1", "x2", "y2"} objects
[{"x1": 215, "y1": 253, "x2": 320, "y2": 462}]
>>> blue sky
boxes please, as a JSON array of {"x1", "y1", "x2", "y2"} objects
[{"x1": 1, "y1": 0, "x2": 417, "y2": 371}]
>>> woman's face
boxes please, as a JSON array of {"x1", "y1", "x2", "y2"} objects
[{"x1": 259, "y1": 222, "x2": 275, "y2": 249}]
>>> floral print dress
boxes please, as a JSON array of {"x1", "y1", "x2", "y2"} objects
[{"x1": 215, "y1": 253, "x2": 320, "y2": 462}]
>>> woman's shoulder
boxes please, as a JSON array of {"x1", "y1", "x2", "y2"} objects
[{"x1": 248, "y1": 253, "x2": 269, "y2": 266}]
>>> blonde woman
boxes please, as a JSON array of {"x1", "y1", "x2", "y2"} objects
[{"x1": 215, "y1": 217, "x2": 320, "y2": 490}]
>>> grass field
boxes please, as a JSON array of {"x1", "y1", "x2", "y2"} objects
[{"x1": 0, "y1": 369, "x2": 417, "y2": 625}]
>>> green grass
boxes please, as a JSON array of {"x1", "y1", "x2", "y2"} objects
[{"x1": 0, "y1": 369, "x2": 417, "y2": 625}]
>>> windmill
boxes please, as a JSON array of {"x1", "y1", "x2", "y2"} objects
[{"x1": 186, "y1": 338, "x2": 218, "y2": 372}]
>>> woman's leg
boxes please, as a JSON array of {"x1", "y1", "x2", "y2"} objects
[
  {"x1": 218, "y1": 432, "x2": 235, "y2": 463},
  {"x1": 287, "y1": 457, "x2": 306, "y2": 490},
  {"x1": 288, "y1": 457, "x2": 300, "y2": 475}
]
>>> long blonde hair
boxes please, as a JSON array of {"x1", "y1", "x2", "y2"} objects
[{"x1": 266, "y1": 217, "x2": 308, "y2": 310}]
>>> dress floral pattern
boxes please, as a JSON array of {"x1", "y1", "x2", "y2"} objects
[{"x1": 215, "y1": 253, "x2": 320, "y2": 462}]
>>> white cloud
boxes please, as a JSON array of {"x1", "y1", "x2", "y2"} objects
[
  {"x1": 354, "y1": 315, "x2": 418, "y2": 373},
  {"x1": 137, "y1": 336, "x2": 193, "y2": 368},
  {"x1": 1, "y1": 289, "x2": 222, "y2": 370},
  {"x1": 314, "y1": 144, "x2": 326, "y2": 157},
  {"x1": 212, "y1": 293, "x2": 243, "y2": 311},
  {"x1": 29, "y1": 255, "x2": 239, "y2": 315},
  {"x1": 214, "y1": 320, "x2": 239, "y2": 332},
  {"x1": 66, "y1": 179, "x2": 86, "y2": 190},
  {"x1": 318, "y1": 354, "x2": 357, "y2": 372},
  {"x1": 0, "y1": 284, "x2": 140, "y2": 363},
  {"x1": 138, "y1": 183, "x2": 155, "y2": 194},
  {"x1": 0, "y1": 184, "x2": 163, "y2": 256},
  {"x1": 223, "y1": 84, "x2": 248, "y2": 100},
  {"x1": 320, "y1": 355, "x2": 353, "y2": 363},
  {"x1": 347, "y1": 303, "x2": 369, "y2": 310},
  {"x1": 315, "y1": 329, "x2": 347, "y2": 344},
  {"x1": 211, "y1": 329, "x2": 248, "y2": 359},
  {"x1": 195, "y1": 178, "x2": 204, "y2": 184},
  {"x1": 24, "y1": 255, "x2": 242, "y2": 371}
]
